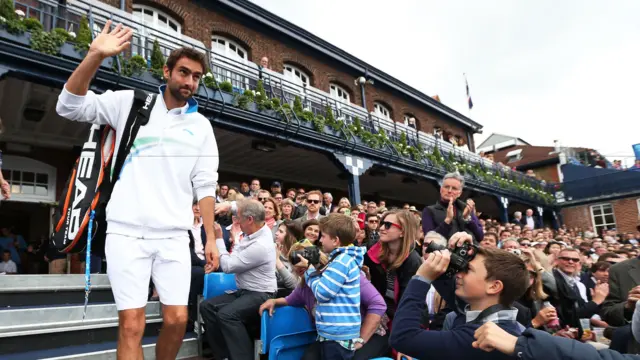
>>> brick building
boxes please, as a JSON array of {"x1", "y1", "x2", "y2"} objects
[{"x1": 561, "y1": 197, "x2": 640, "y2": 235}]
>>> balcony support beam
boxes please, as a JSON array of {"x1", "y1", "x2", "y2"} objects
[
  {"x1": 497, "y1": 196, "x2": 510, "y2": 224},
  {"x1": 333, "y1": 153, "x2": 373, "y2": 207}
]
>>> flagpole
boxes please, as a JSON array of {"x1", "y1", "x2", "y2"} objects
[{"x1": 464, "y1": 73, "x2": 471, "y2": 118}]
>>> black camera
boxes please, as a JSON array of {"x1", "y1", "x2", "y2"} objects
[
  {"x1": 290, "y1": 246, "x2": 321, "y2": 266},
  {"x1": 424, "y1": 241, "x2": 478, "y2": 276}
]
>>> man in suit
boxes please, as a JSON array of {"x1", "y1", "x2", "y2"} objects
[
  {"x1": 188, "y1": 198, "x2": 209, "y2": 330},
  {"x1": 581, "y1": 261, "x2": 611, "y2": 302},
  {"x1": 602, "y1": 256, "x2": 640, "y2": 354},
  {"x1": 294, "y1": 190, "x2": 324, "y2": 224},
  {"x1": 320, "y1": 192, "x2": 334, "y2": 215}
]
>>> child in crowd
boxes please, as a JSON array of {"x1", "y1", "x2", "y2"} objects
[
  {"x1": 390, "y1": 232, "x2": 530, "y2": 360},
  {"x1": 294, "y1": 213, "x2": 365, "y2": 360}
]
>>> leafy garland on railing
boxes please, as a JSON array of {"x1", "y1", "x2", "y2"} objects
[
  {"x1": 226, "y1": 80, "x2": 555, "y2": 204},
  {"x1": 0, "y1": 2, "x2": 554, "y2": 204}
]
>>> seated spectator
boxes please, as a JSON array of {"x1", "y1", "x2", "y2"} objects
[
  {"x1": 473, "y1": 322, "x2": 639, "y2": 360},
  {"x1": 364, "y1": 210, "x2": 422, "y2": 356},
  {"x1": 389, "y1": 232, "x2": 529, "y2": 360},
  {"x1": 259, "y1": 241, "x2": 389, "y2": 360},
  {"x1": 602, "y1": 256, "x2": 640, "y2": 354},
  {"x1": 292, "y1": 214, "x2": 366, "y2": 359},
  {"x1": 480, "y1": 232, "x2": 498, "y2": 249},
  {"x1": 200, "y1": 199, "x2": 277, "y2": 360},
  {"x1": 547, "y1": 248, "x2": 608, "y2": 338},
  {"x1": 274, "y1": 220, "x2": 302, "y2": 294},
  {"x1": 0, "y1": 250, "x2": 17, "y2": 274},
  {"x1": 301, "y1": 219, "x2": 320, "y2": 245},
  {"x1": 518, "y1": 249, "x2": 557, "y2": 330}
]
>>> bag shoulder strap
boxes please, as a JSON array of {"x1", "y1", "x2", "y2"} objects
[
  {"x1": 111, "y1": 90, "x2": 157, "y2": 183},
  {"x1": 470, "y1": 303, "x2": 512, "y2": 324}
]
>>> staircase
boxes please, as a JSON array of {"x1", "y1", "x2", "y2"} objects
[{"x1": 0, "y1": 274, "x2": 199, "y2": 359}]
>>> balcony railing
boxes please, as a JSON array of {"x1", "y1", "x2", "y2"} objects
[
  {"x1": 6, "y1": 0, "x2": 555, "y2": 202},
  {"x1": 557, "y1": 166, "x2": 640, "y2": 203}
]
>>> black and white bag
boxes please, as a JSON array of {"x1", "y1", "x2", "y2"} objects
[{"x1": 51, "y1": 90, "x2": 157, "y2": 255}]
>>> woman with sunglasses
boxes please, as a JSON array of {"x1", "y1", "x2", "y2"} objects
[
  {"x1": 363, "y1": 210, "x2": 422, "y2": 357},
  {"x1": 517, "y1": 249, "x2": 558, "y2": 331}
]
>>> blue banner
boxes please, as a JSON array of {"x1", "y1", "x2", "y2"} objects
[{"x1": 634, "y1": 143, "x2": 640, "y2": 160}]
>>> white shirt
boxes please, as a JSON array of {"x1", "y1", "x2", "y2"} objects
[
  {"x1": 56, "y1": 85, "x2": 218, "y2": 239},
  {"x1": 526, "y1": 216, "x2": 535, "y2": 229},
  {"x1": 192, "y1": 220, "x2": 205, "y2": 261},
  {"x1": 0, "y1": 260, "x2": 17, "y2": 274}
]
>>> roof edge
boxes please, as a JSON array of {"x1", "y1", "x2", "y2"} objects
[{"x1": 219, "y1": 0, "x2": 483, "y2": 132}]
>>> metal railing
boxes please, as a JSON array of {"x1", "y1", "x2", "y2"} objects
[
  {"x1": 8, "y1": 0, "x2": 553, "y2": 197},
  {"x1": 558, "y1": 169, "x2": 640, "y2": 202}
]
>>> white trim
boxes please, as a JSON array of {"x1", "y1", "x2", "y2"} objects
[
  {"x1": 2, "y1": 155, "x2": 57, "y2": 203},
  {"x1": 373, "y1": 102, "x2": 391, "y2": 121},
  {"x1": 589, "y1": 203, "x2": 616, "y2": 236},
  {"x1": 506, "y1": 149, "x2": 523, "y2": 157},
  {"x1": 637, "y1": 198, "x2": 640, "y2": 216},
  {"x1": 283, "y1": 64, "x2": 310, "y2": 87},
  {"x1": 329, "y1": 83, "x2": 350, "y2": 104},
  {"x1": 132, "y1": 4, "x2": 181, "y2": 33},
  {"x1": 211, "y1": 35, "x2": 248, "y2": 63}
]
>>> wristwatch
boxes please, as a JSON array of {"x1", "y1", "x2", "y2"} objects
[{"x1": 353, "y1": 337, "x2": 365, "y2": 345}]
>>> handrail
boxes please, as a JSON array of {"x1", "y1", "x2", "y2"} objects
[{"x1": 10, "y1": 0, "x2": 553, "y2": 196}]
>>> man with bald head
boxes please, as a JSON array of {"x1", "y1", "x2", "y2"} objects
[{"x1": 200, "y1": 199, "x2": 276, "y2": 360}]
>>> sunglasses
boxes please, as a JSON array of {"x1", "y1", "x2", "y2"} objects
[
  {"x1": 558, "y1": 256, "x2": 580, "y2": 263},
  {"x1": 381, "y1": 221, "x2": 403, "y2": 230},
  {"x1": 368, "y1": 219, "x2": 379, "y2": 223},
  {"x1": 307, "y1": 199, "x2": 320, "y2": 204},
  {"x1": 258, "y1": 197, "x2": 268, "y2": 202}
]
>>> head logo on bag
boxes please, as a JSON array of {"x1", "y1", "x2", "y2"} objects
[{"x1": 51, "y1": 90, "x2": 157, "y2": 255}]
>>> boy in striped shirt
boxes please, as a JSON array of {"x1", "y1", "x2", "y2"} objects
[{"x1": 294, "y1": 213, "x2": 366, "y2": 360}]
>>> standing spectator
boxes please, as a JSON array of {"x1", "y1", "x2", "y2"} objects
[
  {"x1": 0, "y1": 250, "x2": 17, "y2": 274},
  {"x1": 422, "y1": 173, "x2": 484, "y2": 243}
]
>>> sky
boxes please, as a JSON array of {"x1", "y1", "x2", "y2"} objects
[{"x1": 250, "y1": 0, "x2": 640, "y2": 166}]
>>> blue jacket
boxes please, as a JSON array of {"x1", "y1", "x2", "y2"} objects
[
  {"x1": 390, "y1": 276, "x2": 522, "y2": 360},
  {"x1": 515, "y1": 328, "x2": 640, "y2": 360},
  {"x1": 305, "y1": 245, "x2": 365, "y2": 341}
]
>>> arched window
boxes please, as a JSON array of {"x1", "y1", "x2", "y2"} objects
[
  {"x1": 131, "y1": 4, "x2": 181, "y2": 59},
  {"x1": 133, "y1": 5, "x2": 181, "y2": 33},
  {"x1": 284, "y1": 64, "x2": 310, "y2": 87},
  {"x1": 329, "y1": 83, "x2": 350, "y2": 104},
  {"x1": 404, "y1": 114, "x2": 418, "y2": 129},
  {"x1": 210, "y1": 35, "x2": 250, "y2": 89},
  {"x1": 374, "y1": 102, "x2": 391, "y2": 121},
  {"x1": 1, "y1": 155, "x2": 57, "y2": 203},
  {"x1": 211, "y1": 35, "x2": 248, "y2": 62}
]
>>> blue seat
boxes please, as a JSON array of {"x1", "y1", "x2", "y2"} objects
[
  {"x1": 260, "y1": 306, "x2": 316, "y2": 360},
  {"x1": 203, "y1": 272, "x2": 237, "y2": 300}
]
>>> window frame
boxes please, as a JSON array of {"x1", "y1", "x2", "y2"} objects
[
  {"x1": 329, "y1": 83, "x2": 350, "y2": 104},
  {"x1": 1, "y1": 155, "x2": 57, "y2": 203},
  {"x1": 211, "y1": 35, "x2": 249, "y2": 63},
  {"x1": 589, "y1": 203, "x2": 617, "y2": 236},
  {"x1": 283, "y1": 64, "x2": 310, "y2": 87},
  {"x1": 132, "y1": 4, "x2": 181, "y2": 33},
  {"x1": 374, "y1": 102, "x2": 391, "y2": 121}
]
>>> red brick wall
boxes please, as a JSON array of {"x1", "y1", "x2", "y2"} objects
[
  {"x1": 111, "y1": 0, "x2": 469, "y2": 140},
  {"x1": 561, "y1": 197, "x2": 640, "y2": 233}
]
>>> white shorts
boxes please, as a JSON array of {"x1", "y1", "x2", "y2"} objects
[{"x1": 105, "y1": 233, "x2": 191, "y2": 310}]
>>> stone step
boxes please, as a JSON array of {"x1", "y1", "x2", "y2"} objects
[
  {"x1": 0, "y1": 274, "x2": 114, "y2": 308},
  {"x1": 1, "y1": 333, "x2": 199, "y2": 360},
  {"x1": 0, "y1": 301, "x2": 161, "y2": 337}
]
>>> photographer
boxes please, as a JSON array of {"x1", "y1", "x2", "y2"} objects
[{"x1": 389, "y1": 232, "x2": 529, "y2": 360}]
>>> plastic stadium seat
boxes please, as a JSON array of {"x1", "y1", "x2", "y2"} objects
[
  {"x1": 203, "y1": 273, "x2": 237, "y2": 300},
  {"x1": 370, "y1": 358, "x2": 394, "y2": 360},
  {"x1": 260, "y1": 306, "x2": 316, "y2": 360}
]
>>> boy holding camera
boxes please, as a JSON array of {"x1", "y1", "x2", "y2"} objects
[
  {"x1": 390, "y1": 232, "x2": 529, "y2": 360},
  {"x1": 295, "y1": 213, "x2": 366, "y2": 360}
]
